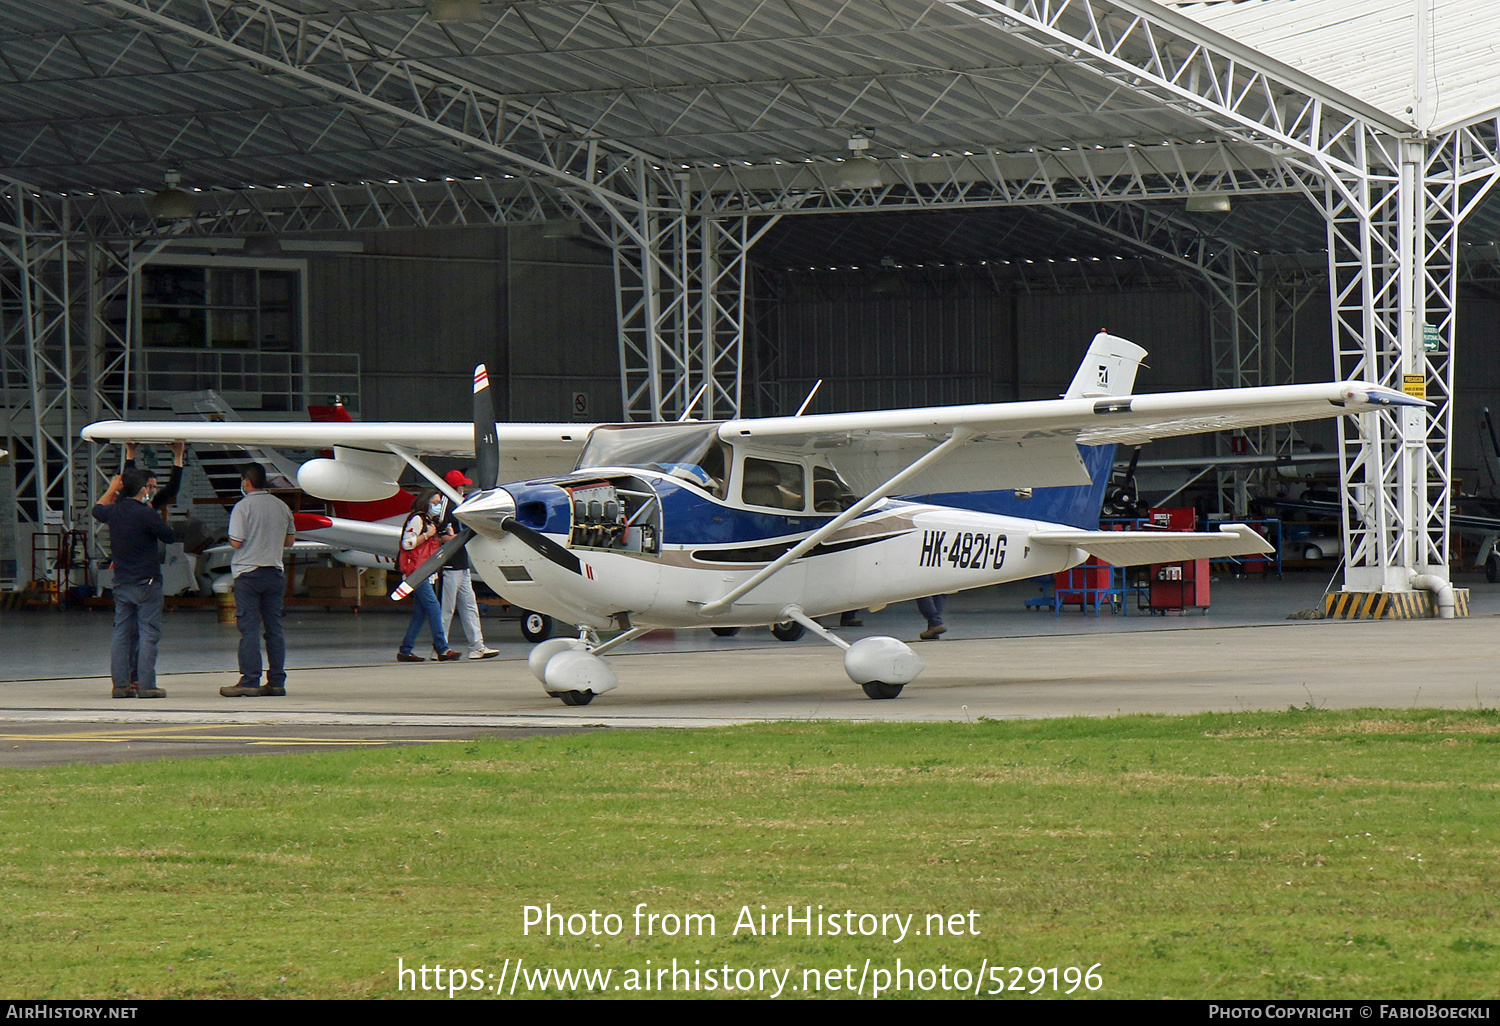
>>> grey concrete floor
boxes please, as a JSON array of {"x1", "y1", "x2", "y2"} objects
[{"x1": 2, "y1": 571, "x2": 1498, "y2": 766}]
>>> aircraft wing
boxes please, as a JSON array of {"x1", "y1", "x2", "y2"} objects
[
  {"x1": 1029, "y1": 523, "x2": 1273, "y2": 565},
  {"x1": 719, "y1": 382, "x2": 1424, "y2": 494},
  {"x1": 80, "y1": 420, "x2": 593, "y2": 482}
]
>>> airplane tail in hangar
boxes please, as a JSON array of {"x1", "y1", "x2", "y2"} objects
[
  {"x1": 1063, "y1": 331, "x2": 1149, "y2": 400},
  {"x1": 908, "y1": 332, "x2": 1145, "y2": 528}
]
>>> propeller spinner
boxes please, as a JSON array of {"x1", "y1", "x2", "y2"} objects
[{"x1": 389, "y1": 364, "x2": 573, "y2": 600}]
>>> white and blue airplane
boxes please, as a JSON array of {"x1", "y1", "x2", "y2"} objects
[{"x1": 83, "y1": 333, "x2": 1422, "y2": 706}]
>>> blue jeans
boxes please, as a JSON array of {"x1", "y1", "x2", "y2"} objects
[
  {"x1": 916, "y1": 594, "x2": 947, "y2": 627},
  {"x1": 111, "y1": 579, "x2": 163, "y2": 689},
  {"x1": 400, "y1": 580, "x2": 449, "y2": 655},
  {"x1": 234, "y1": 567, "x2": 287, "y2": 686}
]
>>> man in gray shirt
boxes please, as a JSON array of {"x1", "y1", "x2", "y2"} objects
[{"x1": 221, "y1": 462, "x2": 296, "y2": 698}]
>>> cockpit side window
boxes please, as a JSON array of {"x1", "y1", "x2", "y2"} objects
[
  {"x1": 741, "y1": 456, "x2": 806, "y2": 511},
  {"x1": 813, "y1": 465, "x2": 858, "y2": 513},
  {"x1": 699, "y1": 440, "x2": 730, "y2": 500}
]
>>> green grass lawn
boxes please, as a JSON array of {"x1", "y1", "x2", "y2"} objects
[{"x1": 2, "y1": 708, "x2": 1497, "y2": 999}]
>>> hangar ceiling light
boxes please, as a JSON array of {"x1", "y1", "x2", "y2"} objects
[
  {"x1": 1185, "y1": 195, "x2": 1232, "y2": 213},
  {"x1": 429, "y1": 0, "x2": 485, "y2": 23},
  {"x1": 146, "y1": 171, "x2": 195, "y2": 221},
  {"x1": 835, "y1": 135, "x2": 882, "y2": 191}
]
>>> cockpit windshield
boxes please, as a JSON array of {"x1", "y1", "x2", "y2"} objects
[{"x1": 575, "y1": 422, "x2": 730, "y2": 497}]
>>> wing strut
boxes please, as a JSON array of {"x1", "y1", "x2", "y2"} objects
[
  {"x1": 698, "y1": 427, "x2": 975, "y2": 617},
  {"x1": 386, "y1": 444, "x2": 465, "y2": 505}
]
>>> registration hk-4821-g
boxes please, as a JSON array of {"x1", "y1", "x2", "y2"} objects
[{"x1": 917, "y1": 529, "x2": 1007, "y2": 570}]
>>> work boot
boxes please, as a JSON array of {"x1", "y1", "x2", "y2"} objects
[
  {"x1": 136, "y1": 688, "x2": 168, "y2": 699},
  {"x1": 918, "y1": 623, "x2": 948, "y2": 641},
  {"x1": 259, "y1": 685, "x2": 286, "y2": 696},
  {"x1": 219, "y1": 683, "x2": 262, "y2": 697},
  {"x1": 111, "y1": 685, "x2": 137, "y2": 699}
]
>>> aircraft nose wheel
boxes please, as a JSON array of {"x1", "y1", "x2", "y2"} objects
[
  {"x1": 860, "y1": 681, "x2": 904, "y2": 700},
  {"x1": 549, "y1": 690, "x2": 595, "y2": 706},
  {"x1": 519, "y1": 610, "x2": 554, "y2": 642},
  {"x1": 711, "y1": 626, "x2": 742, "y2": 637}
]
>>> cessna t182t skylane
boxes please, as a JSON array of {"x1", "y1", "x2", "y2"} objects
[{"x1": 83, "y1": 333, "x2": 1423, "y2": 706}]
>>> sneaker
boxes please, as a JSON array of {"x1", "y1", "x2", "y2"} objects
[
  {"x1": 434, "y1": 650, "x2": 462, "y2": 662},
  {"x1": 136, "y1": 688, "x2": 168, "y2": 699},
  {"x1": 259, "y1": 685, "x2": 286, "y2": 697},
  {"x1": 918, "y1": 623, "x2": 948, "y2": 641},
  {"x1": 468, "y1": 647, "x2": 500, "y2": 660},
  {"x1": 396, "y1": 652, "x2": 425, "y2": 662},
  {"x1": 219, "y1": 684, "x2": 262, "y2": 697},
  {"x1": 111, "y1": 685, "x2": 137, "y2": 699}
]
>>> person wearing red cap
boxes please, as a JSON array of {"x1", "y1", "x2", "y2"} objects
[{"x1": 437, "y1": 468, "x2": 499, "y2": 659}]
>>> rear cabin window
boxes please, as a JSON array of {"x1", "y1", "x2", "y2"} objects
[{"x1": 741, "y1": 457, "x2": 806, "y2": 511}]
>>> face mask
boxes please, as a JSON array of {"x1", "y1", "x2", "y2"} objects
[{"x1": 428, "y1": 504, "x2": 443, "y2": 517}]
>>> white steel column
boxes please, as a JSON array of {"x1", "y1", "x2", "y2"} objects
[
  {"x1": 594, "y1": 162, "x2": 773, "y2": 422},
  {"x1": 1322, "y1": 124, "x2": 1500, "y2": 592}
]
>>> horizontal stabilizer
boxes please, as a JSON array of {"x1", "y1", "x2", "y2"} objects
[
  {"x1": 292, "y1": 513, "x2": 403, "y2": 558},
  {"x1": 1029, "y1": 523, "x2": 1273, "y2": 565}
]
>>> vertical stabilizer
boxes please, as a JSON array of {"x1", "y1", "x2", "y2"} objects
[{"x1": 1064, "y1": 331, "x2": 1149, "y2": 399}]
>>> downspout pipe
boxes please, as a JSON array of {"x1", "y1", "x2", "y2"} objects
[{"x1": 1410, "y1": 573, "x2": 1456, "y2": 619}]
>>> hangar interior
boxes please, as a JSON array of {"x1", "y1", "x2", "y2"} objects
[{"x1": 4, "y1": 0, "x2": 1500, "y2": 603}]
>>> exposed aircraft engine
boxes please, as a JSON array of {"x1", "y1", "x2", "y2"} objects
[
  {"x1": 566, "y1": 478, "x2": 661, "y2": 554},
  {"x1": 297, "y1": 447, "x2": 405, "y2": 502}
]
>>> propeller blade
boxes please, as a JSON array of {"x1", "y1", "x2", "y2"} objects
[
  {"x1": 473, "y1": 364, "x2": 499, "y2": 491},
  {"x1": 390, "y1": 527, "x2": 474, "y2": 600},
  {"x1": 501, "y1": 516, "x2": 582, "y2": 575}
]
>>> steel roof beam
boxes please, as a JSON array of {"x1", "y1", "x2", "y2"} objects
[
  {"x1": 694, "y1": 140, "x2": 1299, "y2": 213},
  {"x1": 942, "y1": 0, "x2": 1411, "y2": 183},
  {"x1": 37, "y1": 178, "x2": 561, "y2": 240},
  {"x1": 91, "y1": 0, "x2": 664, "y2": 211}
]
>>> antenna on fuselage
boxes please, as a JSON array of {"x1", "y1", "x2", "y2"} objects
[
  {"x1": 678, "y1": 381, "x2": 711, "y2": 422},
  {"x1": 794, "y1": 379, "x2": 823, "y2": 417}
]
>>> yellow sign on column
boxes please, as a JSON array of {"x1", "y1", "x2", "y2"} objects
[{"x1": 1402, "y1": 374, "x2": 1426, "y2": 399}]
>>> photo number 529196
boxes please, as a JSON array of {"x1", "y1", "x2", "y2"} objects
[{"x1": 918, "y1": 530, "x2": 1007, "y2": 570}]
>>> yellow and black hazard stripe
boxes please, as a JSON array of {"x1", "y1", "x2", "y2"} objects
[{"x1": 1322, "y1": 589, "x2": 1470, "y2": 619}]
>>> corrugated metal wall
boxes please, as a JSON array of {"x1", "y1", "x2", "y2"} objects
[
  {"x1": 306, "y1": 224, "x2": 617, "y2": 423},
  {"x1": 505, "y1": 227, "x2": 620, "y2": 423},
  {"x1": 772, "y1": 280, "x2": 1208, "y2": 411}
]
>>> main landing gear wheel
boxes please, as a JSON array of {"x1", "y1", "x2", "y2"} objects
[
  {"x1": 771, "y1": 620, "x2": 805, "y2": 642},
  {"x1": 549, "y1": 690, "x2": 595, "y2": 706},
  {"x1": 519, "y1": 610, "x2": 554, "y2": 642},
  {"x1": 861, "y1": 681, "x2": 904, "y2": 700},
  {"x1": 711, "y1": 626, "x2": 742, "y2": 637}
]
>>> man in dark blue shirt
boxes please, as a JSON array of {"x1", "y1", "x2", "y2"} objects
[{"x1": 92, "y1": 466, "x2": 177, "y2": 698}]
